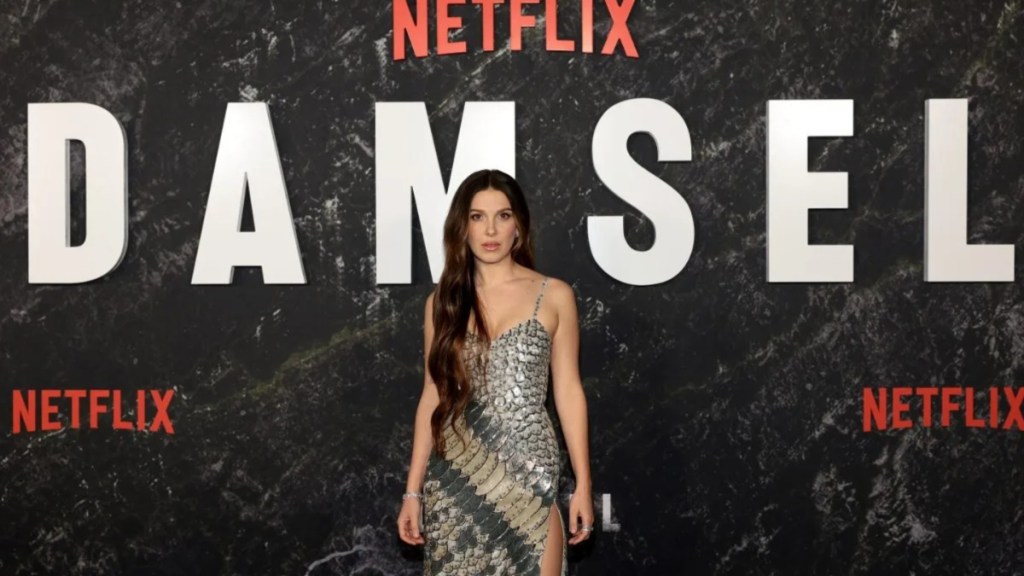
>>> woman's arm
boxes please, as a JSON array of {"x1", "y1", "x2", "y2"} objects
[
  {"x1": 549, "y1": 280, "x2": 592, "y2": 494},
  {"x1": 406, "y1": 290, "x2": 440, "y2": 494}
]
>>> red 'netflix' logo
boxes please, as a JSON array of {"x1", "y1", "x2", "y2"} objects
[
  {"x1": 11, "y1": 389, "x2": 175, "y2": 434},
  {"x1": 393, "y1": 0, "x2": 638, "y2": 61},
  {"x1": 863, "y1": 387, "x2": 1024, "y2": 431}
]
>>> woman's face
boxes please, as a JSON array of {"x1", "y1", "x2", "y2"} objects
[{"x1": 467, "y1": 188, "x2": 518, "y2": 261}]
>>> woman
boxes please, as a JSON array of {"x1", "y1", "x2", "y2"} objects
[{"x1": 397, "y1": 169, "x2": 594, "y2": 575}]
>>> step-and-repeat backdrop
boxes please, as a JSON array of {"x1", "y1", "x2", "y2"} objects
[{"x1": 2, "y1": 1, "x2": 1023, "y2": 574}]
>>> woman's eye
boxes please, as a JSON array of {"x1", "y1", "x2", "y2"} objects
[{"x1": 500, "y1": 213, "x2": 511, "y2": 219}]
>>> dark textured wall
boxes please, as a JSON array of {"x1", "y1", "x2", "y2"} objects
[{"x1": 1, "y1": 1, "x2": 1023, "y2": 574}]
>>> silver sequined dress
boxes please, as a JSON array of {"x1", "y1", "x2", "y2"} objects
[{"x1": 423, "y1": 276, "x2": 566, "y2": 575}]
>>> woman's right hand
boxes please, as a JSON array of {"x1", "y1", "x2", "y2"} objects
[{"x1": 397, "y1": 497, "x2": 425, "y2": 545}]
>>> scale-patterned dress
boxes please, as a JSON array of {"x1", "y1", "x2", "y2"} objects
[{"x1": 423, "y1": 276, "x2": 566, "y2": 575}]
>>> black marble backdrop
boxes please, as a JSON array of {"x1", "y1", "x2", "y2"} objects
[{"x1": 1, "y1": 1, "x2": 1023, "y2": 574}]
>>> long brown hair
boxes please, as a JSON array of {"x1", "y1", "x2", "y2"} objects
[{"x1": 428, "y1": 169, "x2": 536, "y2": 458}]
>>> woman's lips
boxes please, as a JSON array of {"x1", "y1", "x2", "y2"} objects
[{"x1": 482, "y1": 242, "x2": 500, "y2": 251}]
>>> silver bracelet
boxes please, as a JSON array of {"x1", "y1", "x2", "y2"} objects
[{"x1": 403, "y1": 491, "x2": 423, "y2": 501}]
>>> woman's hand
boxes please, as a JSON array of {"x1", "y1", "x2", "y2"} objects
[
  {"x1": 397, "y1": 497, "x2": 425, "y2": 545},
  {"x1": 566, "y1": 486, "x2": 595, "y2": 545}
]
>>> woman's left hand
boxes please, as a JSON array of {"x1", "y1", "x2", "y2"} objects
[{"x1": 566, "y1": 486, "x2": 595, "y2": 545}]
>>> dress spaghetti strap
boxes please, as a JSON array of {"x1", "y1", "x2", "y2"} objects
[{"x1": 532, "y1": 276, "x2": 550, "y2": 319}]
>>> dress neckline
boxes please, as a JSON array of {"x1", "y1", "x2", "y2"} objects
[
  {"x1": 466, "y1": 317, "x2": 552, "y2": 346},
  {"x1": 466, "y1": 275, "x2": 551, "y2": 346}
]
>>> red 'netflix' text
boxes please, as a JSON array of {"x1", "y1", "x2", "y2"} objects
[
  {"x1": 393, "y1": 0, "x2": 639, "y2": 61},
  {"x1": 863, "y1": 387, "x2": 1024, "y2": 431},
  {"x1": 11, "y1": 389, "x2": 175, "y2": 434}
]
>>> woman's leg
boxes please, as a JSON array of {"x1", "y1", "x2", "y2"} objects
[{"x1": 540, "y1": 504, "x2": 564, "y2": 576}]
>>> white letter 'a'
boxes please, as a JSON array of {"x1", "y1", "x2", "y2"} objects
[
  {"x1": 375, "y1": 102, "x2": 515, "y2": 284},
  {"x1": 28, "y1": 103, "x2": 127, "y2": 284},
  {"x1": 191, "y1": 103, "x2": 306, "y2": 284},
  {"x1": 924, "y1": 99, "x2": 1013, "y2": 282}
]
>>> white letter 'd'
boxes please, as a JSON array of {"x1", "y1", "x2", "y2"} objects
[
  {"x1": 28, "y1": 103, "x2": 127, "y2": 283},
  {"x1": 589, "y1": 98, "x2": 695, "y2": 286},
  {"x1": 191, "y1": 103, "x2": 305, "y2": 284},
  {"x1": 766, "y1": 99, "x2": 854, "y2": 282},
  {"x1": 924, "y1": 99, "x2": 1013, "y2": 282}
]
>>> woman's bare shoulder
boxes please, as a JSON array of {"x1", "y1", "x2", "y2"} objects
[
  {"x1": 424, "y1": 287, "x2": 437, "y2": 323},
  {"x1": 541, "y1": 276, "x2": 577, "y2": 306},
  {"x1": 541, "y1": 274, "x2": 571, "y2": 290}
]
